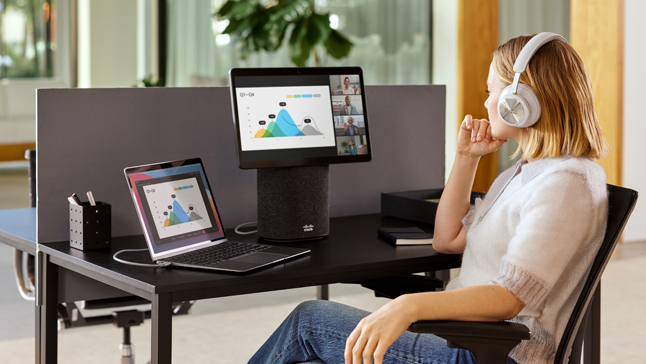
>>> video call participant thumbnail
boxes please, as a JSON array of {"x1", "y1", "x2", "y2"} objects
[
  {"x1": 335, "y1": 135, "x2": 364, "y2": 156},
  {"x1": 334, "y1": 116, "x2": 365, "y2": 136},
  {"x1": 330, "y1": 74, "x2": 362, "y2": 95},
  {"x1": 333, "y1": 95, "x2": 363, "y2": 115},
  {"x1": 344, "y1": 117, "x2": 360, "y2": 136}
]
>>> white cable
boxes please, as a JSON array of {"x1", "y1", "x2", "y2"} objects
[
  {"x1": 113, "y1": 248, "x2": 171, "y2": 268},
  {"x1": 235, "y1": 221, "x2": 258, "y2": 235}
]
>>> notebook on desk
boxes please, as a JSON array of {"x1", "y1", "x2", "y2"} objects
[{"x1": 124, "y1": 158, "x2": 310, "y2": 272}]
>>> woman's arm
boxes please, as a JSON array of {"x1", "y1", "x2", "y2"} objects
[
  {"x1": 433, "y1": 115, "x2": 508, "y2": 254},
  {"x1": 432, "y1": 153, "x2": 479, "y2": 254},
  {"x1": 403, "y1": 284, "x2": 525, "y2": 322},
  {"x1": 343, "y1": 116, "x2": 510, "y2": 364},
  {"x1": 344, "y1": 284, "x2": 525, "y2": 364}
]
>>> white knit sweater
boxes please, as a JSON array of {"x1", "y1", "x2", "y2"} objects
[{"x1": 446, "y1": 156, "x2": 608, "y2": 364}]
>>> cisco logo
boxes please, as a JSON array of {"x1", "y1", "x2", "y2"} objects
[{"x1": 303, "y1": 224, "x2": 314, "y2": 232}]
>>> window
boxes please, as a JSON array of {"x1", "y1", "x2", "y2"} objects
[
  {"x1": 0, "y1": 0, "x2": 56, "y2": 78},
  {"x1": 165, "y1": 0, "x2": 431, "y2": 87}
]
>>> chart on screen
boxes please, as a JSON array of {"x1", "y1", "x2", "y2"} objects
[
  {"x1": 236, "y1": 85, "x2": 336, "y2": 151},
  {"x1": 143, "y1": 177, "x2": 213, "y2": 239}
]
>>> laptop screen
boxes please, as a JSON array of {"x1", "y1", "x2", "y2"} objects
[{"x1": 125, "y1": 159, "x2": 225, "y2": 258}]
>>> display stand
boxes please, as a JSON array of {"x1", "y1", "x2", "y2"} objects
[{"x1": 256, "y1": 165, "x2": 329, "y2": 241}]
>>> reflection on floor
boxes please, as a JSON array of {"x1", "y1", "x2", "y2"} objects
[{"x1": 0, "y1": 166, "x2": 644, "y2": 363}]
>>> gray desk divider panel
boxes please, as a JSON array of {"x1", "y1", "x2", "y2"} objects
[{"x1": 37, "y1": 86, "x2": 445, "y2": 243}]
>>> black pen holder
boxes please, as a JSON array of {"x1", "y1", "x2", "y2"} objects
[{"x1": 69, "y1": 202, "x2": 111, "y2": 251}]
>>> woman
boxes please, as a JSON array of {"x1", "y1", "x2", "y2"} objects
[
  {"x1": 349, "y1": 140, "x2": 358, "y2": 155},
  {"x1": 248, "y1": 33, "x2": 609, "y2": 364},
  {"x1": 342, "y1": 76, "x2": 358, "y2": 94}
]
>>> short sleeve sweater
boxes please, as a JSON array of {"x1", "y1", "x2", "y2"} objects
[{"x1": 445, "y1": 156, "x2": 608, "y2": 364}]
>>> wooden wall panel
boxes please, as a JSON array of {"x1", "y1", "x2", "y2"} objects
[
  {"x1": 458, "y1": 0, "x2": 499, "y2": 192},
  {"x1": 570, "y1": 0, "x2": 624, "y2": 185},
  {"x1": 0, "y1": 143, "x2": 35, "y2": 162}
]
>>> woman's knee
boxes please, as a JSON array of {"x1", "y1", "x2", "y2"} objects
[
  {"x1": 293, "y1": 300, "x2": 341, "y2": 319},
  {"x1": 292, "y1": 300, "x2": 369, "y2": 331}
]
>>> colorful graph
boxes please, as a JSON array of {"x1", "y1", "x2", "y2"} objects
[
  {"x1": 163, "y1": 199, "x2": 203, "y2": 227},
  {"x1": 254, "y1": 109, "x2": 323, "y2": 138}
]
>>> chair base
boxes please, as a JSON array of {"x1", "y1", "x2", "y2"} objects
[{"x1": 119, "y1": 343, "x2": 134, "y2": 364}]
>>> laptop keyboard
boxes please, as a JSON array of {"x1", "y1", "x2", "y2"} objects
[{"x1": 164, "y1": 241, "x2": 270, "y2": 266}]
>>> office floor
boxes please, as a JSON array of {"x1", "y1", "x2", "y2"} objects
[{"x1": 0, "y1": 166, "x2": 644, "y2": 363}]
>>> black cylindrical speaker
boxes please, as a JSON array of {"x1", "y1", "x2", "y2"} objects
[{"x1": 257, "y1": 165, "x2": 329, "y2": 241}]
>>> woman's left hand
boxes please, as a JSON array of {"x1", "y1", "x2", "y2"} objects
[{"x1": 344, "y1": 296, "x2": 417, "y2": 364}]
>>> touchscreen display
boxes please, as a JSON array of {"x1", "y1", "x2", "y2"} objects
[
  {"x1": 230, "y1": 69, "x2": 370, "y2": 168},
  {"x1": 126, "y1": 162, "x2": 225, "y2": 255}
]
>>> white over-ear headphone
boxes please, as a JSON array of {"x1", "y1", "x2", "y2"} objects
[{"x1": 497, "y1": 32, "x2": 567, "y2": 128}]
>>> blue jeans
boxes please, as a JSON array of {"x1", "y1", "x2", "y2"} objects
[{"x1": 249, "y1": 300, "x2": 519, "y2": 364}]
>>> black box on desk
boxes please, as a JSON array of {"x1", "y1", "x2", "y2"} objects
[
  {"x1": 69, "y1": 202, "x2": 111, "y2": 251},
  {"x1": 381, "y1": 189, "x2": 443, "y2": 225},
  {"x1": 381, "y1": 189, "x2": 485, "y2": 225}
]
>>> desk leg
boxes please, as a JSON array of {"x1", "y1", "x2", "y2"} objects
[
  {"x1": 317, "y1": 285, "x2": 329, "y2": 300},
  {"x1": 35, "y1": 253, "x2": 58, "y2": 364},
  {"x1": 428, "y1": 269, "x2": 451, "y2": 290},
  {"x1": 151, "y1": 293, "x2": 173, "y2": 364},
  {"x1": 583, "y1": 284, "x2": 601, "y2": 364}
]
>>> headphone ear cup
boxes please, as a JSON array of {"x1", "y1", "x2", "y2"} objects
[{"x1": 497, "y1": 84, "x2": 542, "y2": 128}]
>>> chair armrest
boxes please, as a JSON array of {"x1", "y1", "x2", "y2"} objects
[
  {"x1": 408, "y1": 320, "x2": 530, "y2": 341},
  {"x1": 408, "y1": 321, "x2": 530, "y2": 364}
]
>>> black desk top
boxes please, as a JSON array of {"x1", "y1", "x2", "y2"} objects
[
  {"x1": 0, "y1": 208, "x2": 37, "y2": 255},
  {"x1": 0, "y1": 208, "x2": 461, "y2": 301}
]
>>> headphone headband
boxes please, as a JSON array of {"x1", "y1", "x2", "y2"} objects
[
  {"x1": 510, "y1": 32, "x2": 567, "y2": 94},
  {"x1": 498, "y1": 32, "x2": 567, "y2": 128}
]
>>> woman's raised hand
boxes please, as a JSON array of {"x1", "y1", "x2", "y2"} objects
[{"x1": 457, "y1": 114, "x2": 508, "y2": 158}]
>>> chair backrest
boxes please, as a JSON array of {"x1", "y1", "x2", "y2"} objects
[
  {"x1": 26, "y1": 149, "x2": 36, "y2": 208},
  {"x1": 554, "y1": 184, "x2": 638, "y2": 363}
]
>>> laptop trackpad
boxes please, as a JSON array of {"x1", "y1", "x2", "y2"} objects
[{"x1": 237, "y1": 252, "x2": 286, "y2": 264}]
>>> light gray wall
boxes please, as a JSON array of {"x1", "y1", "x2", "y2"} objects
[
  {"x1": 432, "y1": 1, "x2": 458, "y2": 184},
  {"x1": 623, "y1": 0, "x2": 646, "y2": 242},
  {"x1": 36, "y1": 86, "x2": 445, "y2": 243}
]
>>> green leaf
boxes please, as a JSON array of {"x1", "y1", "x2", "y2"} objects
[
  {"x1": 288, "y1": 18, "x2": 311, "y2": 66},
  {"x1": 325, "y1": 29, "x2": 353, "y2": 59},
  {"x1": 136, "y1": 74, "x2": 165, "y2": 87},
  {"x1": 248, "y1": 13, "x2": 269, "y2": 49},
  {"x1": 239, "y1": 35, "x2": 256, "y2": 60},
  {"x1": 264, "y1": 19, "x2": 291, "y2": 52},
  {"x1": 222, "y1": 18, "x2": 244, "y2": 35},
  {"x1": 269, "y1": 0, "x2": 313, "y2": 22},
  {"x1": 215, "y1": 0, "x2": 237, "y2": 18},
  {"x1": 220, "y1": 0, "x2": 258, "y2": 20},
  {"x1": 306, "y1": 12, "x2": 332, "y2": 46},
  {"x1": 215, "y1": 0, "x2": 354, "y2": 66}
]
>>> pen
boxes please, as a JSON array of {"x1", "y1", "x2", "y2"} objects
[
  {"x1": 68, "y1": 196, "x2": 80, "y2": 206},
  {"x1": 70, "y1": 193, "x2": 82, "y2": 205},
  {"x1": 87, "y1": 191, "x2": 96, "y2": 206}
]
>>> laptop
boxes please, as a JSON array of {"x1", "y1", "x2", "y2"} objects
[{"x1": 124, "y1": 158, "x2": 310, "y2": 272}]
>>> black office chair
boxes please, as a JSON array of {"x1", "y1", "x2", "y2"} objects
[
  {"x1": 358, "y1": 184, "x2": 637, "y2": 364},
  {"x1": 13, "y1": 150, "x2": 194, "y2": 364}
]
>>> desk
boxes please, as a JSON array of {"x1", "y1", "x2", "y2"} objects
[{"x1": 0, "y1": 208, "x2": 461, "y2": 364}]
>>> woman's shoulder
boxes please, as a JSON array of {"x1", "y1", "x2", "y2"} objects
[
  {"x1": 539, "y1": 157, "x2": 607, "y2": 199},
  {"x1": 546, "y1": 157, "x2": 606, "y2": 182}
]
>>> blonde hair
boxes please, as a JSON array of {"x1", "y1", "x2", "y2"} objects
[{"x1": 492, "y1": 34, "x2": 609, "y2": 160}]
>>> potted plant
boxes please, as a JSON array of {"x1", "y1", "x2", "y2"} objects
[
  {"x1": 340, "y1": 140, "x2": 349, "y2": 154},
  {"x1": 215, "y1": 0, "x2": 353, "y2": 66}
]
